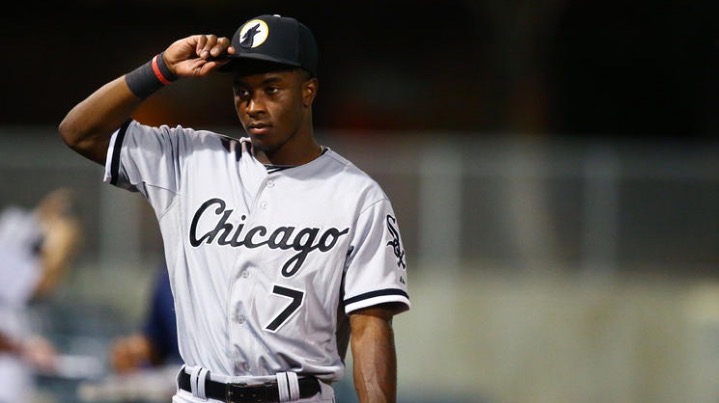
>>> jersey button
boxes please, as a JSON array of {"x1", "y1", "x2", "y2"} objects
[
  {"x1": 266, "y1": 180, "x2": 275, "y2": 188},
  {"x1": 237, "y1": 315, "x2": 246, "y2": 324},
  {"x1": 260, "y1": 201, "x2": 268, "y2": 209},
  {"x1": 241, "y1": 270, "x2": 250, "y2": 278}
]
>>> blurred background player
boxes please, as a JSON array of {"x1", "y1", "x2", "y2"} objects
[
  {"x1": 0, "y1": 188, "x2": 82, "y2": 403},
  {"x1": 72, "y1": 259, "x2": 181, "y2": 403},
  {"x1": 109, "y1": 259, "x2": 181, "y2": 374},
  {"x1": 72, "y1": 259, "x2": 184, "y2": 402}
]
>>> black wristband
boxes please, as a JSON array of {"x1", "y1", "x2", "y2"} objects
[{"x1": 125, "y1": 52, "x2": 177, "y2": 99}]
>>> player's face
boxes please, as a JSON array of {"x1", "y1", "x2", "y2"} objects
[{"x1": 232, "y1": 69, "x2": 317, "y2": 164}]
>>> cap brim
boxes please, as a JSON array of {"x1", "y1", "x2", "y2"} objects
[{"x1": 217, "y1": 54, "x2": 302, "y2": 74}]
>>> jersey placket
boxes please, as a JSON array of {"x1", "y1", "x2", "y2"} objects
[{"x1": 227, "y1": 173, "x2": 278, "y2": 375}]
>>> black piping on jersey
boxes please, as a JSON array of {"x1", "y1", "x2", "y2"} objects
[
  {"x1": 263, "y1": 147, "x2": 329, "y2": 173},
  {"x1": 264, "y1": 165, "x2": 295, "y2": 173},
  {"x1": 344, "y1": 288, "x2": 409, "y2": 306},
  {"x1": 110, "y1": 120, "x2": 132, "y2": 186},
  {"x1": 219, "y1": 137, "x2": 243, "y2": 162}
]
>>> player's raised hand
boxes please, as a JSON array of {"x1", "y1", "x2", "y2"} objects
[{"x1": 163, "y1": 35, "x2": 235, "y2": 78}]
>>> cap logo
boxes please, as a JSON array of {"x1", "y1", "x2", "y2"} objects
[{"x1": 239, "y1": 19, "x2": 269, "y2": 49}]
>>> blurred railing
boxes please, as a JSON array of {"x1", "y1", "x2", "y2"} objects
[
  {"x1": 3, "y1": 128, "x2": 717, "y2": 278},
  {"x1": 321, "y1": 132, "x2": 719, "y2": 279}
]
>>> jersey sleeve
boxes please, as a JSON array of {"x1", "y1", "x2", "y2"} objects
[
  {"x1": 343, "y1": 198, "x2": 410, "y2": 314},
  {"x1": 103, "y1": 120, "x2": 183, "y2": 214}
]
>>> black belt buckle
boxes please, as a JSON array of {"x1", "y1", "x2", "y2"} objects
[
  {"x1": 225, "y1": 382, "x2": 234, "y2": 403},
  {"x1": 225, "y1": 382, "x2": 274, "y2": 403},
  {"x1": 225, "y1": 382, "x2": 252, "y2": 403},
  {"x1": 225, "y1": 383, "x2": 231, "y2": 403}
]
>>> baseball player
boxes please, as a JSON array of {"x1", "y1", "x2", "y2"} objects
[
  {"x1": 59, "y1": 13, "x2": 410, "y2": 403},
  {"x1": 0, "y1": 189, "x2": 82, "y2": 402}
]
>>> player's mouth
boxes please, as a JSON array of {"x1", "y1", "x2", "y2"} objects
[{"x1": 247, "y1": 123, "x2": 272, "y2": 136}]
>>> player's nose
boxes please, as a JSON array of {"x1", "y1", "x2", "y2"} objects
[{"x1": 246, "y1": 95, "x2": 266, "y2": 114}]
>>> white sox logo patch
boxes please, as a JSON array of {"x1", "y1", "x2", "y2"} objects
[
  {"x1": 239, "y1": 19, "x2": 269, "y2": 48},
  {"x1": 189, "y1": 198, "x2": 349, "y2": 277},
  {"x1": 386, "y1": 215, "x2": 406, "y2": 269}
]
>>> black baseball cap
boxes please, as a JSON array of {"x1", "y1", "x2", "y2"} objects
[{"x1": 220, "y1": 14, "x2": 318, "y2": 77}]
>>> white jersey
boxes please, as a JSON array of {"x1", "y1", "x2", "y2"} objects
[
  {"x1": 0, "y1": 207, "x2": 44, "y2": 403},
  {"x1": 104, "y1": 120, "x2": 410, "y2": 382},
  {"x1": 0, "y1": 207, "x2": 43, "y2": 310}
]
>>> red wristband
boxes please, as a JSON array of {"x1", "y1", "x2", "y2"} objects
[
  {"x1": 151, "y1": 53, "x2": 177, "y2": 85},
  {"x1": 125, "y1": 52, "x2": 177, "y2": 99}
]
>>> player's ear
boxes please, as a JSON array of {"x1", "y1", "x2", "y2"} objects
[{"x1": 302, "y1": 77, "x2": 318, "y2": 107}]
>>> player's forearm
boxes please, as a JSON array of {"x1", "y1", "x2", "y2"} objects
[
  {"x1": 35, "y1": 219, "x2": 81, "y2": 297},
  {"x1": 350, "y1": 309, "x2": 398, "y2": 403},
  {"x1": 58, "y1": 76, "x2": 143, "y2": 164},
  {"x1": 60, "y1": 35, "x2": 232, "y2": 165}
]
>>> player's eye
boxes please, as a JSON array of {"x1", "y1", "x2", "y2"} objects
[{"x1": 235, "y1": 88, "x2": 250, "y2": 99}]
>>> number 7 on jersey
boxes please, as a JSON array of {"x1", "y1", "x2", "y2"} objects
[{"x1": 266, "y1": 285, "x2": 305, "y2": 332}]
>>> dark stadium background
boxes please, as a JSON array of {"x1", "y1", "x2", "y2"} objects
[{"x1": 1, "y1": 0, "x2": 717, "y2": 140}]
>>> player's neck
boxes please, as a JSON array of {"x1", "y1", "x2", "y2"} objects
[{"x1": 255, "y1": 141, "x2": 324, "y2": 167}]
